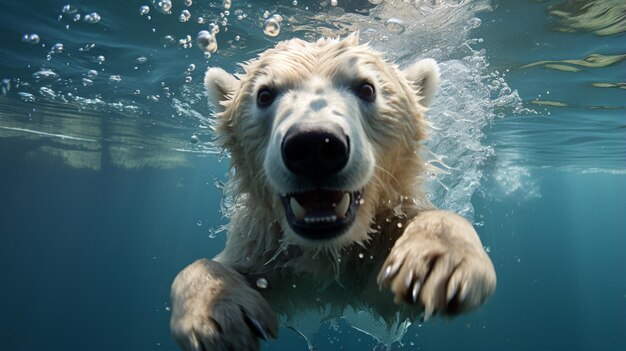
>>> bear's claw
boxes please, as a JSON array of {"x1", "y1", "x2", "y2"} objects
[
  {"x1": 377, "y1": 211, "x2": 496, "y2": 319},
  {"x1": 243, "y1": 311, "x2": 269, "y2": 341},
  {"x1": 171, "y1": 259, "x2": 279, "y2": 351}
]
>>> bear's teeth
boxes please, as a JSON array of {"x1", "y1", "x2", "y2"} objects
[
  {"x1": 290, "y1": 197, "x2": 306, "y2": 220},
  {"x1": 335, "y1": 192, "x2": 351, "y2": 219},
  {"x1": 304, "y1": 215, "x2": 337, "y2": 224}
]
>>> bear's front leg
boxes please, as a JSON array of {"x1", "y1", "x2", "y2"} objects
[
  {"x1": 170, "y1": 259, "x2": 278, "y2": 351},
  {"x1": 377, "y1": 210, "x2": 496, "y2": 320}
]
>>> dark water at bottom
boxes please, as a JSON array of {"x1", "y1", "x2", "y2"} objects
[{"x1": 0, "y1": 145, "x2": 624, "y2": 351}]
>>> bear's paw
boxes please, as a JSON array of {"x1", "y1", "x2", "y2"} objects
[
  {"x1": 376, "y1": 211, "x2": 496, "y2": 321},
  {"x1": 170, "y1": 259, "x2": 278, "y2": 351}
]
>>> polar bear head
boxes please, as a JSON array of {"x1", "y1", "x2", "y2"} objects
[{"x1": 205, "y1": 34, "x2": 439, "y2": 249}]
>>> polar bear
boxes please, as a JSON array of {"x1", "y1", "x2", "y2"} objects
[{"x1": 170, "y1": 34, "x2": 496, "y2": 351}]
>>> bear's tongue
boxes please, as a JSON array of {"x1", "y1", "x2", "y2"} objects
[{"x1": 288, "y1": 190, "x2": 351, "y2": 223}]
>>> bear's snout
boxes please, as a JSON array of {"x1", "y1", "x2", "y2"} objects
[{"x1": 281, "y1": 122, "x2": 350, "y2": 179}]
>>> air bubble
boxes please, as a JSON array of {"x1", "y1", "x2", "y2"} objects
[
  {"x1": 22, "y1": 33, "x2": 40, "y2": 45},
  {"x1": 146, "y1": 95, "x2": 159, "y2": 102},
  {"x1": 197, "y1": 30, "x2": 218, "y2": 53},
  {"x1": 184, "y1": 0, "x2": 193, "y2": 6},
  {"x1": 179, "y1": 35, "x2": 193, "y2": 49},
  {"x1": 153, "y1": 0, "x2": 172, "y2": 14},
  {"x1": 179, "y1": 9, "x2": 191, "y2": 22},
  {"x1": 184, "y1": 76, "x2": 192, "y2": 83},
  {"x1": 79, "y1": 43, "x2": 95, "y2": 52},
  {"x1": 140, "y1": 5, "x2": 150, "y2": 15},
  {"x1": 136, "y1": 56, "x2": 148, "y2": 64},
  {"x1": 385, "y1": 17, "x2": 405, "y2": 34},
  {"x1": 61, "y1": 4, "x2": 77, "y2": 14},
  {"x1": 162, "y1": 35, "x2": 175, "y2": 47},
  {"x1": 84, "y1": 12, "x2": 101, "y2": 24},
  {"x1": 190, "y1": 134, "x2": 199, "y2": 144},
  {"x1": 1, "y1": 79, "x2": 11, "y2": 96},
  {"x1": 96, "y1": 55, "x2": 105, "y2": 64},
  {"x1": 109, "y1": 75, "x2": 121, "y2": 83},
  {"x1": 263, "y1": 17, "x2": 280, "y2": 37},
  {"x1": 51, "y1": 43, "x2": 64, "y2": 54},
  {"x1": 187, "y1": 63, "x2": 195, "y2": 72},
  {"x1": 82, "y1": 78, "x2": 93, "y2": 86},
  {"x1": 32, "y1": 69, "x2": 58, "y2": 80},
  {"x1": 87, "y1": 70, "x2": 98, "y2": 78},
  {"x1": 256, "y1": 278, "x2": 268, "y2": 289},
  {"x1": 368, "y1": 0, "x2": 383, "y2": 4},
  {"x1": 358, "y1": 253, "x2": 364, "y2": 259},
  {"x1": 292, "y1": 0, "x2": 298, "y2": 5},
  {"x1": 223, "y1": 0, "x2": 231, "y2": 10},
  {"x1": 209, "y1": 22, "x2": 219, "y2": 34},
  {"x1": 331, "y1": 0, "x2": 338, "y2": 6},
  {"x1": 18, "y1": 92, "x2": 36, "y2": 102}
]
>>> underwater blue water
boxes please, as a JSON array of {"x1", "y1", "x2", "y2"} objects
[{"x1": 0, "y1": 0, "x2": 624, "y2": 350}]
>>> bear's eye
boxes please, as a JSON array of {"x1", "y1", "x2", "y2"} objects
[
  {"x1": 356, "y1": 82, "x2": 376, "y2": 102},
  {"x1": 256, "y1": 87, "x2": 275, "y2": 108}
]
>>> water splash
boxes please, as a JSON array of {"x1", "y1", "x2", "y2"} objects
[{"x1": 343, "y1": 309, "x2": 411, "y2": 348}]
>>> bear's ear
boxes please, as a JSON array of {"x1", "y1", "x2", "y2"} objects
[
  {"x1": 204, "y1": 67, "x2": 240, "y2": 112},
  {"x1": 402, "y1": 58, "x2": 440, "y2": 108}
]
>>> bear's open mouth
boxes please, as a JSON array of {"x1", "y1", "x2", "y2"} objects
[{"x1": 280, "y1": 189, "x2": 363, "y2": 240}]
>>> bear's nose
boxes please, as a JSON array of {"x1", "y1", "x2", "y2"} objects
[{"x1": 281, "y1": 122, "x2": 350, "y2": 178}]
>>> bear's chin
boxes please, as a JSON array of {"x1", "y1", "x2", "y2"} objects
[{"x1": 279, "y1": 189, "x2": 364, "y2": 241}]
